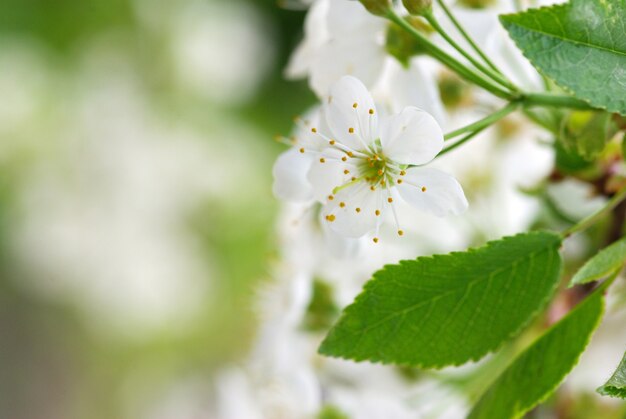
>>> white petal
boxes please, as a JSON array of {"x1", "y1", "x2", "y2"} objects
[
  {"x1": 380, "y1": 106, "x2": 443, "y2": 166},
  {"x1": 322, "y1": 74, "x2": 380, "y2": 151},
  {"x1": 326, "y1": 0, "x2": 385, "y2": 38},
  {"x1": 322, "y1": 183, "x2": 384, "y2": 238},
  {"x1": 374, "y1": 57, "x2": 447, "y2": 126},
  {"x1": 272, "y1": 148, "x2": 315, "y2": 202},
  {"x1": 307, "y1": 148, "x2": 353, "y2": 203},
  {"x1": 284, "y1": 0, "x2": 330, "y2": 79},
  {"x1": 397, "y1": 167, "x2": 468, "y2": 217}
]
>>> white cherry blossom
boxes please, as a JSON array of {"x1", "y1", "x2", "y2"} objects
[{"x1": 273, "y1": 75, "x2": 467, "y2": 242}]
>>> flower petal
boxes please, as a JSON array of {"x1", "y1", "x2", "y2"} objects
[
  {"x1": 397, "y1": 167, "x2": 468, "y2": 217},
  {"x1": 380, "y1": 106, "x2": 443, "y2": 166},
  {"x1": 322, "y1": 183, "x2": 384, "y2": 238},
  {"x1": 375, "y1": 58, "x2": 447, "y2": 126},
  {"x1": 307, "y1": 148, "x2": 354, "y2": 203},
  {"x1": 272, "y1": 148, "x2": 315, "y2": 202},
  {"x1": 284, "y1": 0, "x2": 330, "y2": 79},
  {"x1": 323, "y1": 75, "x2": 379, "y2": 151}
]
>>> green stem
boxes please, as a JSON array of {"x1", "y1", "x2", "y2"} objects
[
  {"x1": 444, "y1": 102, "x2": 519, "y2": 140},
  {"x1": 424, "y1": 11, "x2": 518, "y2": 93},
  {"x1": 386, "y1": 10, "x2": 515, "y2": 100},
  {"x1": 435, "y1": 0, "x2": 507, "y2": 77},
  {"x1": 562, "y1": 187, "x2": 626, "y2": 238},
  {"x1": 523, "y1": 93, "x2": 596, "y2": 111},
  {"x1": 439, "y1": 126, "x2": 487, "y2": 157}
]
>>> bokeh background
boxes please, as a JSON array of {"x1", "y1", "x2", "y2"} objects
[{"x1": 0, "y1": 0, "x2": 312, "y2": 417}]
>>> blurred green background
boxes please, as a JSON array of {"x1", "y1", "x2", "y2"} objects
[{"x1": 0, "y1": 0, "x2": 313, "y2": 417}]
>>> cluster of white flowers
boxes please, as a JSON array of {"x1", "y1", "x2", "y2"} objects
[{"x1": 210, "y1": 0, "x2": 574, "y2": 418}]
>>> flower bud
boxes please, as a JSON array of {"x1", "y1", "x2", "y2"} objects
[
  {"x1": 402, "y1": 0, "x2": 432, "y2": 16},
  {"x1": 359, "y1": 0, "x2": 391, "y2": 16}
]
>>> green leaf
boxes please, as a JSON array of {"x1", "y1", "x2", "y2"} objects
[
  {"x1": 318, "y1": 232, "x2": 562, "y2": 368},
  {"x1": 559, "y1": 111, "x2": 618, "y2": 159},
  {"x1": 469, "y1": 291, "x2": 605, "y2": 419},
  {"x1": 597, "y1": 351, "x2": 626, "y2": 399},
  {"x1": 570, "y1": 236, "x2": 626, "y2": 286},
  {"x1": 500, "y1": 0, "x2": 626, "y2": 115}
]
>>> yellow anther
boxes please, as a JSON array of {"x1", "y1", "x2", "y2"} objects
[
  {"x1": 348, "y1": 127, "x2": 355, "y2": 134},
  {"x1": 351, "y1": 177, "x2": 357, "y2": 181},
  {"x1": 356, "y1": 207, "x2": 361, "y2": 213},
  {"x1": 381, "y1": 180, "x2": 386, "y2": 186},
  {"x1": 370, "y1": 186, "x2": 376, "y2": 191},
  {"x1": 343, "y1": 169, "x2": 350, "y2": 174},
  {"x1": 375, "y1": 210, "x2": 380, "y2": 216},
  {"x1": 398, "y1": 230, "x2": 404, "y2": 236},
  {"x1": 326, "y1": 214, "x2": 336, "y2": 222},
  {"x1": 311, "y1": 127, "x2": 317, "y2": 133},
  {"x1": 373, "y1": 237, "x2": 379, "y2": 243},
  {"x1": 422, "y1": 186, "x2": 427, "y2": 192},
  {"x1": 340, "y1": 202, "x2": 346, "y2": 208},
  {"x1": 299, "y1": 148, "x2": 305, "y2": 153},
  {"x1": 341, "y1": 156, "x2": 348, "y2": 162},
  {"x1": 320, "y1": 158, "x2": 326, "y2": 163},
  {"x1": 347, "y1": 152, "x2": 354, "y2": 157},
  {"x1": 400, "y1": 170, "x2": 406, "y2": 176},
  {"x1": 353, "y1": 102, "x2": 358, "y2": 108},
  {"x1": 387, "y1": 197, "x2": 393, "y2": 203},
  {"x1": 397, "y1": 179, "x2": 403, "y2": 184},
  {"x1": 369, "y1": 109, "x2": 374, "y2": 115},
  {"x1": 329, "y1": 140, "x2": 336, "y2": 145},
  {"x1": 377, "y1": 169, "x2": 384, "y2": 176},
  {"x1": 328, "y1": 195, "x2": 334, "y2": 201}
]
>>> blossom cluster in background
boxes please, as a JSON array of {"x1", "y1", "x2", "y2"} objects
[{"x1": 1, "y1": 0, "x2": 626, "y2": 418}]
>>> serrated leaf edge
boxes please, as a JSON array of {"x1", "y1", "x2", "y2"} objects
[
  {"x1": 499, "y1": 7, "x2": 626, "y2": 115},
  {"x1": 318, "y1": 231, "x2": 563, "y2": 369},
  {"x1": 469, "y1": 292, "x2": 605, "y2": 419}
]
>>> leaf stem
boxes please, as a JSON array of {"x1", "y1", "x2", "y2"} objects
[
  {"x1": 522, "y1": 93, "x2": 595, "y2": 111},
  {"x1": 444, "y1": 102, "x2": 520, "y2": 140},
  {"x1": 386, "y1": 9, "x2": 515, "y2": 100},
  {"x1": 434, "y1": 0, "x2": 507, "y2": 77},
  {"x1": 562, "y1": 187, "x2": 626, "y2": 239}
]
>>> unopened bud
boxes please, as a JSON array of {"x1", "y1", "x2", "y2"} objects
[
  {"x1": 359, "y1": 0, "x2": 391, "y2": 16},
  {"x1": 402, "y1": 0, "x2": 432, "y2": 15}
]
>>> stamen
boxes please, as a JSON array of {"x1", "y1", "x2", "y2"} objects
[
  {"x1": 299, "y1": 148, "x2": 305, "y2": 153},
  {"x1": 400, "y1": 170, "x2": 406, "y2": 176},
  {"x1": 325, "y1": 214, "x2": 336, "y2": 222},
  {"x1": 328, "y1": 195, "x2": 334, "y2": 201},
  {"x1": 352, "y1": 102, "x2": 358, "y2": 108},
  {"x1": 319, "y1": 158, "x2": 326, "y2": 163},
  {"x1": 373, "y1": 237, "x2": 379, "y2": 243},
  {"x1": 348, "y1": 127, "x2": 355, "y2": 134},
  {"x1": 341, "y1": 156, "x2": 347, "y2": 162},
  {"x1": 397, "y1": 179, "x2": 403, "y2": 184},
  {"x1": 343, "y1": 169, "x2": 350, "y2": 175},
  {"x1": 356, "y1": 207, "x2": 361, "y2": 213},
  {"x1": 369, "y1": 109, "x2": 374, "y2": 115},
  {"x1": 339, "y1": 202, "x2": 346, "y2": 208},
  {"x1": 375, "y1": 210, "x2": 380, "y2": 216},
  {"x1": 311, "y1": 127, "x2": 317, "y2": 133},
  {"x1": 398, "y1": 230, "x2": 404, "y2": 236},
  {"x1": 387, "y1": 197, "x2": 393, "y2": 203},
  {"x1": 422, "y1": 186, "x2": 427, "y2": 192},
  {"x1": 329, "y1": 140, "x2": 336, "y2": 145}
]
